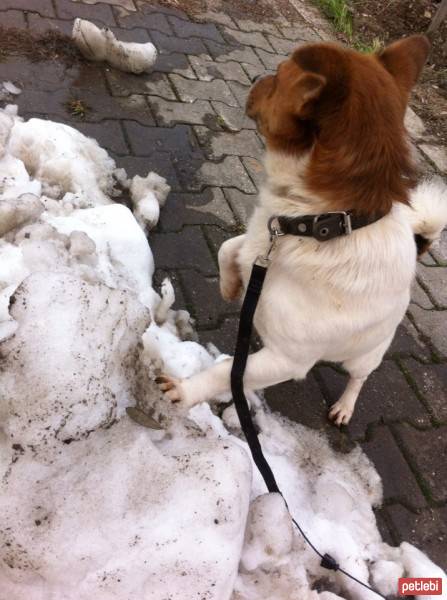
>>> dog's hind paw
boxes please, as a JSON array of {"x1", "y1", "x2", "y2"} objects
[
  {"x1": 328, "y1": 400, "x2": 354, "y2": 427},
  {"x1": 155, "y1": 374, "x2": 183, "y2": 404}
]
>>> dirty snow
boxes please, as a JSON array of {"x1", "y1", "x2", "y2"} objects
[
  {"x1": 0, "y1": 105, "x2": 445, "y2": 600},
  {"x1": 72, "y1": 18, "x2": 157, "y2": 74}
]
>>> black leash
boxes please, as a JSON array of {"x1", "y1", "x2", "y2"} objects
[{"x1": 230, "y1": 229, "x2": 387, "y2": 599}]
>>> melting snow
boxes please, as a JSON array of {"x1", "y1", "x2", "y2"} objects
[{"x1": 0, "y1": 105, "x2": 445, "y2": 600}]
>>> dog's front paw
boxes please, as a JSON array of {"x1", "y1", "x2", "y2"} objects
[
  {"x1": 328, "y1": 400, "x2": 354, "y2": 427},
  {"x1": 220, "y1": 278, "x2": 242, "y2": 302},
  {"x1": 155, "y1": 374, "x2": 184, "y2": 404}
]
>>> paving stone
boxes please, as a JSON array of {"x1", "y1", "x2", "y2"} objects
[
  {"x1": 109, "y1": 25, "x2": 150, "y2": 43},
  {"x1": 319, "y1": 361, "x2": 430, "y2": 440},
  {"x1": 134, "y1": 0, "x2": 188, "y2": 20},
  {"x1": 159, "y1": 188, "x2": 235, "y2": 231},
  {"x1": 0, "y1": 9, "x2": 27, "y2": 27},
  {"x1": 419, "y1": 144, "x2": 447, "y2": 173},
  {"x1": 361, "y1": 426, "x2": 427, "y2": 509},
  {"x1": 194, "y1": 127, "x2": 263, "y2": 159},
  {"x1": 150, "y1": 97, "x2": 214, "y2": 127},
  {"x1": 405, "y1": 107, "x2": 426, "y2": 140},
  {"x1": 394, "y1": 424, "x2": 447, "y2": 503},
  {"x1": 1, "y1": 0, "x2": 54, "y2": 17},
  {"x1": 224, "y1": 189, "x2": 257, "y2": 224},
  {"x1": 55, "y1": 0, "x2": 116, "y2": 25},
  {"x1": 386, "y1": 317, "x2": 431, "y2": 360},
  {"x1": 279, "y1": 24, "x2": 322, "y2": 42},
  {"x1": 411, "y1": 279, "x2": 434, "y2": 309},
  {"x1": 227, "y1": 81, "x2": 250, "y2": 108},
  {"x1": 170, "y1": 74, "x2": 238, "y2": 107},
  {"x1": 195, "y1": 11, "x2": 236, "y2": 28},
  {"x1": 150, "y1": 29, "x2": 209, "y2": 57},
  {"x1": 265, "y1": 375, "x2": 329, "y2": 431},
  {"x1": 386, "y1": 504, "x2": 447, "y2": 571},
  {"x1": 222, "y1": 28, "x2": 274, "y2": 52},
  {"x1": 202, "y1": 225, "x2": 233, "y2": 261},
  {"x1": 256, "y1": 48, "x2": 288, "y2": 70},
  {"x1": 123, "y1": 121, "x2": 203, "y2": 159},
  {"x1": 237, "y1": 20, "x2": 281, "y2": 36},
  {"x1": 114, "y1": 153, "x2": 180, "y2": 191},
  {"x1": 189, "y1": 56, "x2": 251, "y2": 85},
  {"x1": 168, "y1": 16, "x2": 225, "y2": 44},
  {"x1": 184, "y1": 156, "x2": 257, "y2": 194},
  {"x1": 430, "y1": 229, "x2": 447, "y2": 266},
  {"x1": 150, "y1": 228, "x2": 217, "y2": 276},
  {"x1": 114, "y1": 9, "x2": 173, "y2": 34},
  {"x1": 242, "y1": 156, "x2": 265, "y2": 187},
  {"x1": 154, "y1": 54, "x2": 196, "y2": 79},
  {"x1": 83, "y1": 0, "x2": 136, "y2": 10},
  {"x1": 400, "y1": 358, "x2": 447, "y2": 423},
  {"x1": 211, "y1": 101, "x2": 256, "y2": 132},
  {"x1": 204, "y1": 40, "x2": 264, "y2": 68},
  {"x1": 422, "y1": 252, "x2": 438, "y2": 266},
  {"x1": 75, "y1": 120, "x2": 128, "y2": 154},
  {"x1": 416, "y1": 264, "x2": 447, "y2": 307},
  {"x1": 179, "y1": 270, "x2": 239, "y2": 328},
  {"x1": 198, "y1": 316, "x2": 240, "y2": 355},
  {"x1": 106, "y1": 69, "x2": 176, "y2": 100},
  {"x1": 408, "y1": 305, "x2": 447, "y2": 359},
  {"x1": 242, "y1": 62, "x2": 272, "y2": 82},
  {"x1": 266, "y1": 35, "x2": 301, "y2": 55},
  {"x1": 27, "y1": 12, "x2": 74, "y2": 34}
]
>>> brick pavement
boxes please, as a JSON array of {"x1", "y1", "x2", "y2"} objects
[{"x1": 0, "y1": 0, "x2": 446, "y2": 570}]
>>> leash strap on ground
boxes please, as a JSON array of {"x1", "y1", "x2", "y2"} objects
[{"x1": 230, "y1": 261, "x2": 387, "y2": 600}]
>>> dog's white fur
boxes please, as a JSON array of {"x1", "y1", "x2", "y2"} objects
[{"x1": 159, "y1": 150, "x2": 447, "y2": 425}]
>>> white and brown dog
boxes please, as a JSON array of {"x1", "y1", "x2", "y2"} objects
[{"x1": 158, "y1": 35, "x2": 447, "y2": 425}]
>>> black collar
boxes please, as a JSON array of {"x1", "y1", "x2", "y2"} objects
[{"x1": 268, "y1": 211, "x2": 382, "y2": 242}]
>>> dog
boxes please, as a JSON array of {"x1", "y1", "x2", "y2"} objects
[{"x1": 157, "y1": 35, "x2": 447, "y2": 425}]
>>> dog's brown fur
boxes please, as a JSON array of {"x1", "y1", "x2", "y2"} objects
[{"x1": 246, "y1": 35, "x2": 431, "y2": 219}]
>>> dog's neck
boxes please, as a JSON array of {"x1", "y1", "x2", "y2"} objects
[{"x1": 262, "y1": 150, "x2": 332, "y2": 215}]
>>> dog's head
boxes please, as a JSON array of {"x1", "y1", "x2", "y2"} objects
[{"x1": 247, "y1": 36, "x2": 430, "y2": 216}]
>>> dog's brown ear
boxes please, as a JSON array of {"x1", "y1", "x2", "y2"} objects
[
  {"x1": 292, "y1": 72, "x2": 327, "y2": 117},
  {"x1": 378, "y1": 35, "x2": 430, "y2": 94}
]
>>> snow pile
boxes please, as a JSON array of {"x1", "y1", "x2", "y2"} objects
[
  {"x1": 0, "y1": 105, "x2": 445, "y2": 600},
  {"x1": 72, "y1": 19, "x2": 157, "y2": 74}
]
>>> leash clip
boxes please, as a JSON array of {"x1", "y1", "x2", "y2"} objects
[{"x1": 256, "y1": 217, "x2": 284, "y2": 266}]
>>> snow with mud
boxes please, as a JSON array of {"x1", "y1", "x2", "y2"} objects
[{"x1": 0, "y1": 102, "x2": 445, "y2": 600}]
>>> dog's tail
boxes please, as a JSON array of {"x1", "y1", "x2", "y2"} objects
[{"x1": 407, "y1": 179, "x2": 447, "y2": 254}]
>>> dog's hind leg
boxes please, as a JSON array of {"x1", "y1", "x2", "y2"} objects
[
  {"x1": 157, "y1": 347, "x2": 300, "y2": 409},
  {"x1": 328, "y1": 336, "x2": 394, "y2": 426},
  {"x1": 218, "y1": 235, "x2": 245, "y2": 301}
]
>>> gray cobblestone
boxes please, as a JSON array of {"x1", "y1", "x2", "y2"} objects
[
  {"x1": 188, "y1": 157, "x2": 257, "y2": 194},
  {"x1": 168, "y1": 15, "x2": 225, "y2": 44},
  {"x1": 150, "y1": 229, "x2": 217, "y2": 276},
  {"x1": 361, "y1": 426, "x2": 427, "y2": 509},
  {"x1": 170, "y1": 74, "x2": 238, "y2": 107},
  {"x1": 149, "y1": 97, "x2": 214, "y2": 127},
  {"x1": 1, "y1": 9, "x2": 27, "y2": 27},
  {"x1": 222, "y1": 28, "x2": 274, "y2": 52},
  {"x1": 75, "y1": 120, "x2": 128, "y2": 154},
  {"x1": 411, "y1": 279, "x2": 435, "y2": 309},
  {"x1": 227, "y1": 81, "x2": 250, "y2": 108},
  {"x1": 237, "y1": 19, "x2": 281, "y2": 36},
  {"x1": 266, "y1": 35, "x2": 301, "y2": 55},
  {"x1": 256, "y1": 48, "x2": 288, "y2": 70},
  {"x1": 394, "y1": 424, "x2": 447, "y2": 503},
  {"x1": 205, "y1": 40, "x2": 264, "y2": 68},
  {"x1": 150, "y1": 30, "x2": 209, "y2": 57},
  {"x1": 194, "y1": 127, "x2": 263, "y2": 159},
  {"x1": 115, "y1": 154, "x2": 180, "y2": 191},
  {"x1": 419, "y1": 144, "x2": 447, "y2": 172},
  {"x1": 55, "y1": 0, "x2": 115, "y2": 25},
  {"x1": 114, "y1": 9, "x2": 173, "y2": 34},
  {"x1": 2, "y1": 0, "x2": 54, "y2": 17},
  {"x1": 123, "y1": 121, "x2": 203, "y2": 158},
  {"x1": 189, "y1": 56, "x2": 251, "y2": 85},
  {"x1": 105, "y1": 69, "x2": 176, "y2": 100},
  {"x1": 417, "y1": 264, "x2": 447, "y2": 307},
  {"x1": 27, "y1": 13, "x2": 73, "y2": 35},
  {"x1": 211, "y1": 101, "x2": 256, "y2": 132},
  {"x1": 195, "y1": 11, "x2": 236, "y2": 28},
  {"x1": 241, "y1": 156, "x2": 266, "y2": 187},
  {"x1": 408, "y1": 305, "x2": 447, "y2": 359},
  {"x1": 223, "y1": 188, "x2": 257, "y2": 223},
  {"x1": 401, "y1": 358, "x2": 447, "y2": 423},
  {"x1": 279, "y1": 24, "x2": 322, "y2": 42},
  {"x1": 155, "y1": 54, "x2": 196, "y2": 79},
  {"x1": 160, "y1": 188, "x2": 235, "y2": 231},
  {"x1": 430, "y1": 229, "x2": 447, "y2": 266}
]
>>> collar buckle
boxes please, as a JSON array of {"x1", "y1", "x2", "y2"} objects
[{"x1": 312, "y1": 211, "x2": 352, "y2": 241}]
